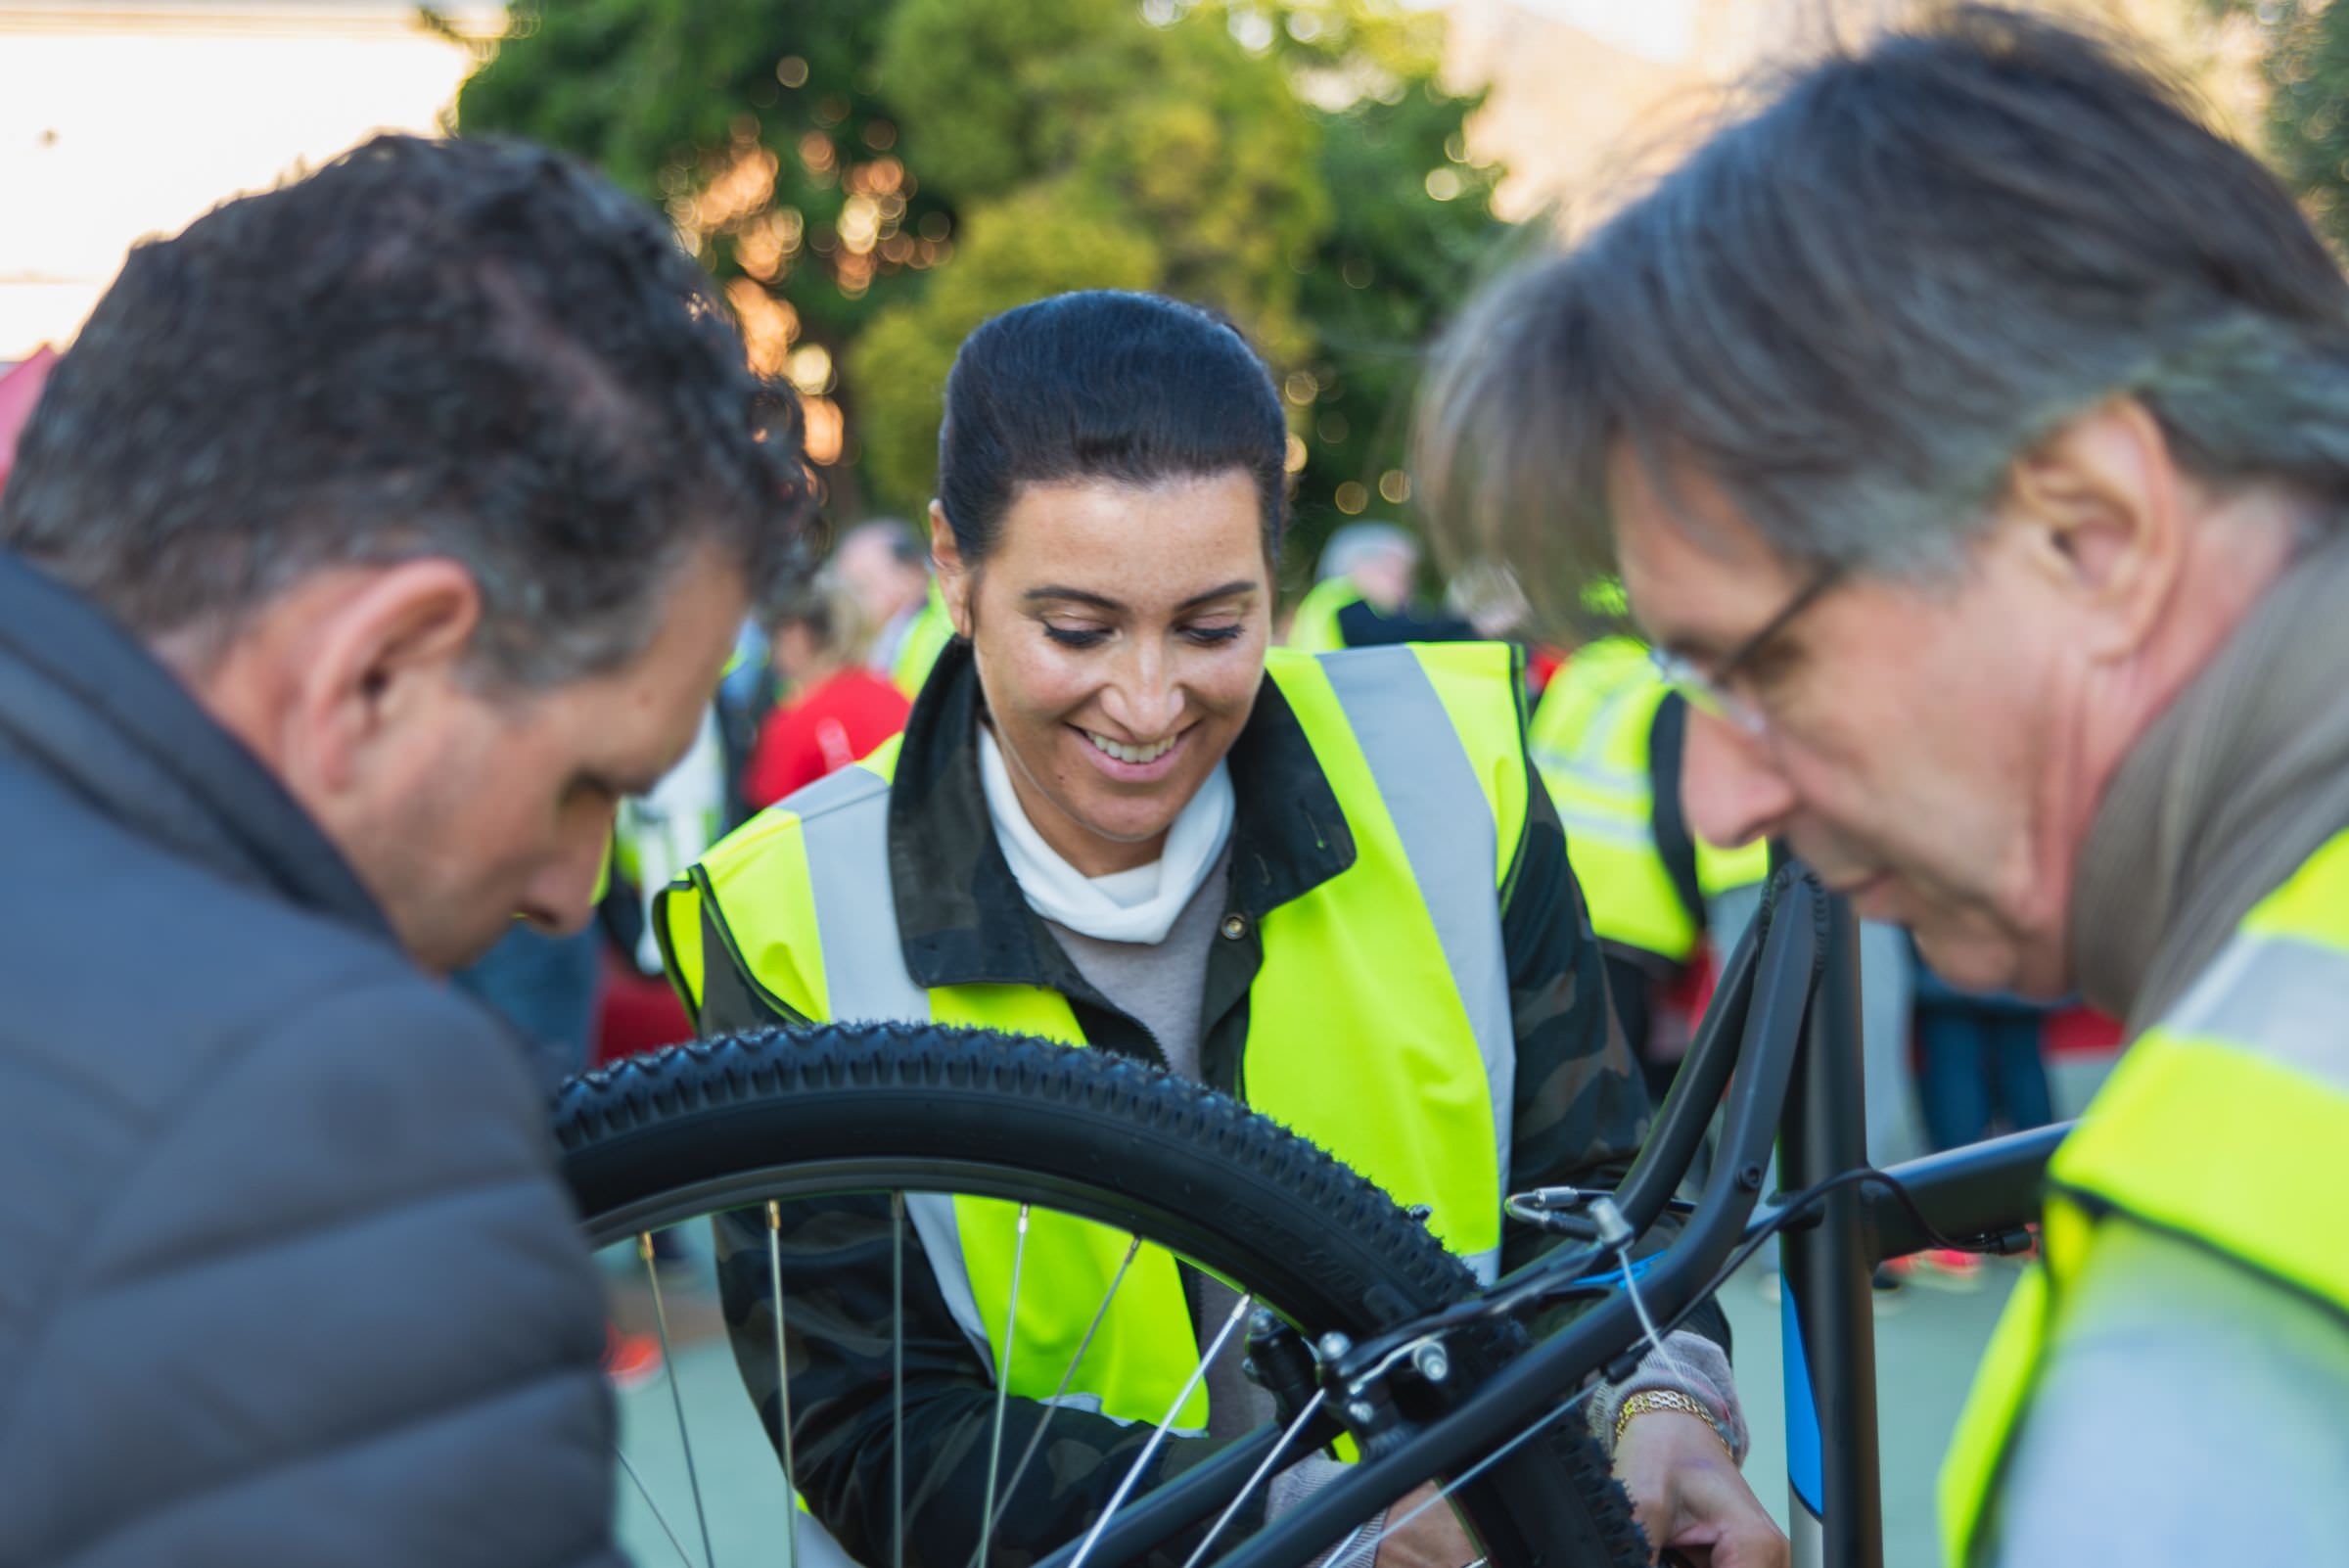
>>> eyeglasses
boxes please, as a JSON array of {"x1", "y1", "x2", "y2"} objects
[{"x1": 1649, "y1": 562, "x2": 1845, "y2": 735}]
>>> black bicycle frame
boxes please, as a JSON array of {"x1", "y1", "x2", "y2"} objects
[
  {"x1": 1209, "y1": 871, "x2": 1825, "y2": 1568},
  {"x1": 1181, "y1": 868, "x2": 2066, "y2": 1568}
]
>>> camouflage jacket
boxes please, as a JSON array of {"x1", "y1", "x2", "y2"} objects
[{"x1": 670, "y1": 642, "x2": 1728, "y2": 1567}]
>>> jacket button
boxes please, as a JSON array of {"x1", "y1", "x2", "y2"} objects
[{"x1": 1220, "y1": 914, "x2": 1249, "y2": 941}]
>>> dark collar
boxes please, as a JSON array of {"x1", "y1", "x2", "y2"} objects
[
  {"x1": 0, "y1": 549, "x2": 394, "y2": 944},
  {"x1": 886, "y1": 639, "x2": 1356, "y2": 989}
]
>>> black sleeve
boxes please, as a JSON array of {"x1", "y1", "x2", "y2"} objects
[
  {"x1": 1501, "y1": 748, "x2": 1733, "y2": 1360},
  {"x1": 1334, "y1": 597, "x2": 1482, "y2": 648}
]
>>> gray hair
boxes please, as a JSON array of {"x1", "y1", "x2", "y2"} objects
[
  {"x1": 1418, "y1": 6, "x2": 2349, "y2": 615},
  {"x1": 840, "y1": 518, "x2": 927, "y2": 569},
  {"x1": 1316, "y1": 521, "x2": 1418, "y2": 581}
]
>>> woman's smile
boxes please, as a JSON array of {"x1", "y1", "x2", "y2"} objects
[{"x1": 1074, "y1": 723, "x2": 1191, "y2": 782}]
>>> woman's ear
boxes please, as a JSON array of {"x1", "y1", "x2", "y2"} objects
[{"x1": 930, "y1": 499, "x2": 975, "y2": 637}]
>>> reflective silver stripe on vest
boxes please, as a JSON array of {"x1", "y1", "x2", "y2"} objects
[
  {"x1": 785, "y1": 771, "x2": 1210, "y2": 1428},
  {"x1": 1319, "y1": 646, "x2": 1517, "y2": 1283},
  {"x1": 783, "y1": 765, "x2": 996, "y2": 1360},
  {"x1": 902, "y1": 1193, "x2": 994, "y2": 1366},
  {"x1": 1543, "y1": 683, "x2": 1655, "y2": 798},
  {"x1": 2160, "y1": 930, "x2": 2349, "y2": 1095},
  {"x1": 786, "y1": 763, "x2": 929, "y2": 1022},
  {"x1": 1548, "y1": 807, "x2": 1659, "y2": 853}
]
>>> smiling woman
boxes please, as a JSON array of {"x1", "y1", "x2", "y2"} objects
[
  {"x1": 944, "y1": 471, "x2": 1267, "y2": 877},
  {"x1": 652, "y1": 290, "x2": 1777, "y2": 1567}
]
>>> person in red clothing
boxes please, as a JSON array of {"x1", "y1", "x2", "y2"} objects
[{"x1": 745, "y1": 571, "x2": 914, "y2": 807}]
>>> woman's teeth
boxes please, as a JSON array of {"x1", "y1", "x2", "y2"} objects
[{"x1": 1085, "y1": 730, "x2": 1176, "y2": 765}]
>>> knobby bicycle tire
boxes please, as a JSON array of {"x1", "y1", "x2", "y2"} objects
[{"x1": 554, "y1": 1023, "x2": 1648, "y2": 1568}]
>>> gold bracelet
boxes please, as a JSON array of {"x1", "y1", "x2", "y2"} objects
[{"x1": 1613, "y1": 1388, "x2": 1732, "y2": 1454}]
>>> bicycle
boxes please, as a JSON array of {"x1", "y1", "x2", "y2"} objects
[{"x1": 557, "y1": 865, "x2": 2060, "y2": 1568}]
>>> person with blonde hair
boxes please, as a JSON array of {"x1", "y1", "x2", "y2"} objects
[{"x1": 744, "y1": 568, "x2": 911, "y2": 807}]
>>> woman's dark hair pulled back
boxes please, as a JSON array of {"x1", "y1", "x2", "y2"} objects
[{"x1": 936, "y1": 291, "x2": 1288, "y2": 564}]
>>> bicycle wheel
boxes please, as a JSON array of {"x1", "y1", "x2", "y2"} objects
[{"x1": 556, "y1": 1023, "x2": 1645, "y2": 1568}]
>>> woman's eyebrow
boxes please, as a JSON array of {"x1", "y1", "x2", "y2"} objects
[
  {"x1": 1174, "y1": 579, "x2": 1260, "y2": 610},
  {"x1": 1020, "y1": 580, "x2": 1259, "y2": 612},
  {"x1": 1022, "y1": 585, "x2": 1123, "y2": 610}
]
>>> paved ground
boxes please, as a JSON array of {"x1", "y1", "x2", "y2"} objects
[
  {"x1": 598, "y1": 1240, "x2": 793, "y2": 1568},
  {"x1": 599, "y1": 1239, "x2": 2022, "y2": 1568}
]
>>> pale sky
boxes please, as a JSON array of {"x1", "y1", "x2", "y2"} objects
[
  {"x1": 1504, "y1": 0, "x2": 1701, "y2": 62},
  {"x1": 0, "y1": 0, "x2": 1722, "y2": 362},
  {"x1": 0, "y1": 4, "x2": 492, "y2": 360}
]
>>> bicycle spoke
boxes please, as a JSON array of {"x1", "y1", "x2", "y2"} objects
[
  {"x1": 642, "y1": 1231, "x2": 717, "y2": 1568},
  {"x1": 975, "y1": 1202, "x2": 1033, "y2": 1568},
  {"x1": 892, "y1": 1190, "x2": 906, "y2": 1568},
  {"x1": 766, "y1": 1202, "x2": 800, "y2": 1568},
  {"x1": 1366, "y1": 1379, "x2": 1604, "y2": 1553},
  {"x1": 614, "y1": 1441, "x2": 700, "y2": 1568},
  {"x1": 967, "y1": 1234, "x2": 1145, "y2": 1568},
  {"x1": 1179, "y1": 1387, "x2": 1331, "y2": 1568},
  {"x1": 1066, "y1": 1291, "x2": 1255, "y2": 1568}
]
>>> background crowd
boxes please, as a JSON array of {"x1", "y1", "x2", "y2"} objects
[{"x1": 454, "y1": 514, "x2": 2074, "y2": 1311}]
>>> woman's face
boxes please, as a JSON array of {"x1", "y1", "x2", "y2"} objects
[{"x1": 937, "y1": 470, "x2": 1272, "y2": 877}]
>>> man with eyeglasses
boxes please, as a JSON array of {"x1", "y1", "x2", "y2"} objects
[
  {"x1": 1423, "y1": 8, "x2": 2349, "y2": 1565},
  {"x1": 1531, "y1": 605, "x2": 1927, "y2": 1263}
]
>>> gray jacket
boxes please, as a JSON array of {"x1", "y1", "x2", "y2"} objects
[{"x1": 0, "y1": 551, "x2": 625, "y2": 1567}]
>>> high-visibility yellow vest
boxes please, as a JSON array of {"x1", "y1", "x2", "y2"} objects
[
  {"x1": 1694, "y1": 834, "x2": 1768, "y2": 906},
  {"x1": 1285, "y1": 576, "x2": 1364, "y2": 654},
  {"x1": 661, "y1": 643, "x2": 1530, "y2": 1431},
  {"x1": 890, "y1": 583, "x2": 956, "y2": 700},
  {"x1": 1938, "y1": 827, "x2": 2349, "y2": 1565},
  {"x1": 1529, "y1": 638, "x2": 1766, "y2": 962}
]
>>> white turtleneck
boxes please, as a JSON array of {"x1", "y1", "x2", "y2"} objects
[{"x1": 977, "y1": 725, "x2": 1234, "y2": 946}]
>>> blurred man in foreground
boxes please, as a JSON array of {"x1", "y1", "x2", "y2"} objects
[
  {"x1": 1425, "y1": 9, "x2": 2349, "y2": 1563},
  {"x1": 0, "y1": 134, "x2": 807, "y2": 1564}
]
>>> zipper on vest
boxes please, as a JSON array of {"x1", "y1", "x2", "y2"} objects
[{"x1": 1066, "y1": 992, "x2": 1174, "y2": 1076}]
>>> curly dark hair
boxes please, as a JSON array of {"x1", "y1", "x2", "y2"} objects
[{"x1": 0, "y1": 133, "x2": 813, "y2": 684}]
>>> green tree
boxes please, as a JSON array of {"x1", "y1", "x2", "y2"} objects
[
  {"x1": 1115, "y1": 2, "x2": 1508, "y2": 579},
  {"x1": 451, "y1": 0, "x2": 1508, "y2": 561},
  {"x1": 851, "y1": 187, "x2": 1162, "y2": 507},
  {"x1": 848, "y1": 0, "x2": 1328, "y2": 508},
  {"x1": 1290, "y1": 50, "x2": 1506, "y2": 576},
  {"x1": 455, "y1": 0, "x2": 951, "y2": 507},
  {"x1": 2209, "y1": 1, "x2": 2349, "y2": 250}
]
